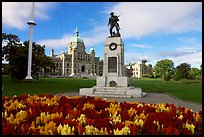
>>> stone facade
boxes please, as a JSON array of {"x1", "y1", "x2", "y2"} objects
[
  {"x1": 126, "y1": 61, "x2": 152, "y2": 79},
  {"x1": 40, "y1": 28, "x2": 103, "y2": 77}
]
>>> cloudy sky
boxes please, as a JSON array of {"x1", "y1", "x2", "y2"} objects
[{"x1": 2, "y1": 2, "x2": 202, "y2": 68}]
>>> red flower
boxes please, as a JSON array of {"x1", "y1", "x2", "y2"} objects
[
  {"x1": 129, "y1": 124, "x2": 138, "y2": 135},
  {"x1": 114, "y1": 122, "x2": 124, "y2": 130},
  {"x1": 182, "y1": 128, "x2": 192, "y2": 135},
  {"x1": 161, "y1": 126, "x2": 180, "y2": 135}
]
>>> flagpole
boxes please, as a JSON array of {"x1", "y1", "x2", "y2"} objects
[{"x1": 25, "y1": 2, "x2": 37, "y2": 80}]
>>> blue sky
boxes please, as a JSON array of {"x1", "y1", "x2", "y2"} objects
[{"x1": 2, "y1": 2, "x2": 202, "y2": 68}]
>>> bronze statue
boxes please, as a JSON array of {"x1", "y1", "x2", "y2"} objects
[{"x1": 108, "y1": 12, "x2": 120, "y2": 37}]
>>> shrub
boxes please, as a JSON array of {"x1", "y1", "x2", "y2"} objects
[{"x1": 173, "y1": 70, "x2": 182, "y2": 81}]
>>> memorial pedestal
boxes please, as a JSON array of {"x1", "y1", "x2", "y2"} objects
[{"x1": 80, "y1": 36, "x2": 146, "y2": 98}]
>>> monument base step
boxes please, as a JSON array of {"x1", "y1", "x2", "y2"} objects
[{"x1": 79, "y1": 86, "x2": 146, "y2": 98}]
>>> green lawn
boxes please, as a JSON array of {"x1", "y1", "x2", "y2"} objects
[
  {"x1": 2, "y1": 76, "x2": 95, "y2": 97},
  {"x1": 130, "y1": 78, "x2": 202, "y2": 103},
  {"x1": 2, "y1": 76, "x2": 202, "y2": 103}
]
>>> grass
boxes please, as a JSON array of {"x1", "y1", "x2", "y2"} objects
[
  {"x1": 2, "y1": 76, "x2": 95, "y2": 97},
  {"x1": 2, "y1": 76, "x2": 202, "y2": 103},
  {"x1": 129, "y1": 78, "x2": 202, "y2": 103}
]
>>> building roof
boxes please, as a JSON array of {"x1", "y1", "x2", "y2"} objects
[
  {"x1": 137, "y1": 61, "x2": 142, "y2": 64},
  {"x1": 69, "y1": 27, "x2": 84, "y2": 44}
]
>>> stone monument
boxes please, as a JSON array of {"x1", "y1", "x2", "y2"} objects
[{"x1": 80, "y1": 12, "x2": 146, "y2": 98}]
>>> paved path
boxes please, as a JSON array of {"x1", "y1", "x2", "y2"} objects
[{"x1": 56, "y1": 92, "x2": 202, "y2": 113}]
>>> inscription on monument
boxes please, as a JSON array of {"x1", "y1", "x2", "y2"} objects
[{"x1": 108, "y1": 57, "x2": 117, "y2": 73}]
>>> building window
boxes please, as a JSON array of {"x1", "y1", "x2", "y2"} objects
[{"x1": 67, "y1": 63, "x2": 69, "y2": 67}]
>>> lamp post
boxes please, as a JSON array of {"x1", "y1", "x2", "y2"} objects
[{"x1": 25, "y1": 2, "x2": 36, "y2": 80}]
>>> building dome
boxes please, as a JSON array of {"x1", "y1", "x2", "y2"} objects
[{"x1": 69, "y1": 27, "x2": 84, "y2": 44}]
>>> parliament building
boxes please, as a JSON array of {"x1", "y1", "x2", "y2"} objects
[{"x1": 41, "y1": 28, "x2": 103, "y2": 77}]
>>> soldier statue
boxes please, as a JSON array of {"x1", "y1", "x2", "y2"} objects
[{"x1": 107, "y1": 12, "x2": 120, "y2": 37}]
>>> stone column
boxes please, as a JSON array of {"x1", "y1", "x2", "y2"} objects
[
  {"x1": 71, "y1": 50, "x2": 75, "y2": 75},
  {"x1": 62, "y1": 54, "x2": 65, "y2": 76}
]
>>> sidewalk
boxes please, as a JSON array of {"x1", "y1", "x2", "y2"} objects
[{"x1": 56, "y1": 92, "x2": 202, "y2": 113}]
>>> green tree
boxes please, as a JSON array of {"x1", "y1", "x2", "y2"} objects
[
  {"x1": 189, "y1": 67, "x2": 200, "y2": 80},
  {"x1": 153, "y1": 59, "x2": 174, "y2": 79},
  {"x1": 2, "y1": 33, "x2": 55, "y2": 80},
  {"x1": 146, "y1": 64, "x2": 153, "y2": 78},
  {"x1": 200, "y1": 64, "x2": 202, "y2": 75},
  {"x1": 176, "y1": 63, "x2": 191, "y2": 79},
  {"x1": 173, "y1": 68, "x2": 182, "y2": 81}
]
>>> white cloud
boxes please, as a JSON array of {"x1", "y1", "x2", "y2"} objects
[
  {"x1": 82, "y1": 26, "x2": 108, "y2": 47},
  {"x1": 131, "y1": 44, "x2": 151, "y2": 48},
  {"x1": 169, "y1": 51, "x2": 202, "y2": 67},
  {"x1": 37, "y1": 25, "x2": 108, "y2": 50},
  {"x1": 2, "y1": 2, "x2": 56, "y2": 30},
  {"x1": 158, "y1": 51, "x2": 186, "y2": 57},
  {"x1": 37, "y1": 34, "x2": 71, "y2": 49},
  {"x1": 107, "y1": 2, "x2": 201, "y2": 38},
  {"x1": 175, "y1": 47, "x2": 198, "y2": 53},
  {"x1": 124, "y1": 52, "x2": 150, "y2": 64}
]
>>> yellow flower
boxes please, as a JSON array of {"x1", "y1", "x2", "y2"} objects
[
  {"x1": 85, "y1": 125, "x2": 93, "y2": 135},
  {"x1": 48, "y1": 130, "x2": 53, "y2": 135},
  {"x1": 36, "y1": 117, "x2": 41, "y2": 125},
  {"x1": 124, "y1": 120, "x2": 133, "y2": 127},
  {"x1": 195, "y1": 113, "x2": 201, "y2": 122},
  {"x1": 121, "y1": 126, "x2": 130, "y2": 135},
  {"x1": 137, "y1": 103, "x2": 143, "y2": 108},
  {"x1": 57, "y1": 124, "x2": 63, "y2": 134},
  {"x1": 114, "y1": 128, "x2": 123, "y2": 135},
  {"x1": 134, "y1": 119, "x2": 144, "y2": 127},
  {"x1": 78, "y1": 114, "x2": 86, "y2": 125},
  {"x1": 178, "y1": 114, "x2": 183, "y2": 120},
  {"x1": 139, "y1": 112, "x2": 147, "y2": 120},
  {"x1": 185, "y1": 123, "x2": 195, "y2": 134},
  {"x1": 99, "y1": 127, "x2": 108, "y2": 135},
  {"x1": 128, "y1": 107, "x2": 137, "y2": 116},
  {"x1": 112, "y1": 113, "x2": 121, "y2": 124},
  {"x1": 83, "y1": 103, "x2": 95, "y2": 109}
]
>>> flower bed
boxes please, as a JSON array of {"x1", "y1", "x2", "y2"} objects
[{"x1": 2, "y1": 94, "x2": 202, "y2": 135}]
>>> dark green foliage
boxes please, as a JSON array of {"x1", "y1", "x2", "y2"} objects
[
  {"x1": 176, "y1": 63, "x2": 191, "y2": 79},
  {"x1": 2, "y1": 33, "x2": 55, "y2": 80},
  {"x1": 164, "y1": 74, "x2": 170, "y2": 81},
  {"x1": 173, "y1": 69, "x2": 182, "y2": 81}
]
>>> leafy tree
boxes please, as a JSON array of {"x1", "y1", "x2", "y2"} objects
[
  {"x1": 173, "y1": 68, "x2": 182, "y2": 81},
  {"x1": 189, "y1": 67, "x2": 200, "y2": 80},
  {"x1": 2, "y1": 33, "x2": 55, "y2": 80},
  {"x1": 153, "y1": 59, "x2": 174, "y2": 79},
  {"x1": 200, "y1": 64, "x2": 202, "y2": 75},
  {"x1": 176, "y1": 63, "x2": 191, "y2": 79},
  {"x1": 146, "y1": 64, "x2": 153, "y2": 78}
]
